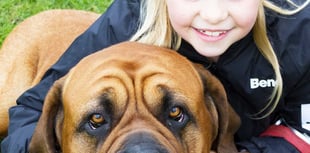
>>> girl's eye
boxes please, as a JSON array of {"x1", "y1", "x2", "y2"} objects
[
  {"x1": 169, "y1": 106, "x2": 184, "y2": 122},
  {"x1": 89, "y1": 113, "x2": 105, "y2": 129}
]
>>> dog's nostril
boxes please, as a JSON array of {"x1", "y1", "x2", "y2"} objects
[{"x1": 117, "y1": 133, "x2": 169, "y2": 153}]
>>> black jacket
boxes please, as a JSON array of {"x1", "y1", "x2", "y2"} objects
[{"x1": 2, "y1": 0, "x2": 310, "y2": 152}]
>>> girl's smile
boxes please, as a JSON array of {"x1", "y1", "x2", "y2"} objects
[
  {"x1": 193, "y1": 27, "x2": 230, "y2": 42},
  {"x1": 166, "y1": 0, "x2": 260, "y2": 60}
]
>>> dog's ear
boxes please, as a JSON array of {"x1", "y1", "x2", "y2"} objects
[
  {"x1": 29, "y1": 78, "x2": 65, "y2": 153},
  {"x1": 193, "y1": 64, "x2": 240, "y2": 153}
]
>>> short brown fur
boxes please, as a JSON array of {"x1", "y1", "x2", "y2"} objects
[{"x1": 0, "y1": 10, "x2": 100, "y2": 136}]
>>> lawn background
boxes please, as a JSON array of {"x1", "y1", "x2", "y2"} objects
[
  {"x1": 0, "y1": 0, "x2": 113, "y2": 46},
  {"x1": 0, "y1": 0, "x2": 112, "y2": 151}
]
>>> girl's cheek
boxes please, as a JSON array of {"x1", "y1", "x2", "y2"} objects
[
  {"x1": 229, "y1": 1, "x2": 260, "y2": 28},
  {"x1": 166, "y1": 0, "x2": 196, "y2": 27}
]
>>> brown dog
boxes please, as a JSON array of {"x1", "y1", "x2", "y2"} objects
[
  {"x1": 0, "y1": 9, "x2": 100, "y2": 137},
  {"x1": 0, "y1": 10, "x2": 240, "y2": 153},
  {"x1": 28, "y1": 42, "x2": 241, "y2": 153}
]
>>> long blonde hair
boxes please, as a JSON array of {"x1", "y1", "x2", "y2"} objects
[{"x1": 130, "y1": 0, "x2": 310, "y2": 118}]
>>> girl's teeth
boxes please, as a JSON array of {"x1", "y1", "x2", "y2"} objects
[{"x1": 199, "y1": 30, "x2": 225, "y2": 37}]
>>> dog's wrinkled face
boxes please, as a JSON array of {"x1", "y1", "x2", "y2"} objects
[{"x1": 29, "y1": 42, "x2": 240, "y2": 153}]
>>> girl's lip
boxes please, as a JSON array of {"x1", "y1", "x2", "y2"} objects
[{"x1": 194, "y1": 27, "x2": 230, "y2": 42}]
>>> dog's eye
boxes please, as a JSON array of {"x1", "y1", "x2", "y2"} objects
[
  {"x1": 169, "y1": 106, "x2": 184, "y2": 122},
  {"x1": 89, "y1": 113, "x2": 105, "y2": 129}
]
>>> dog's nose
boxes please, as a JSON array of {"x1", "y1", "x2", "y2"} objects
[{"x1": 117, "y1": 132, "x2": 169, "y2": 153}]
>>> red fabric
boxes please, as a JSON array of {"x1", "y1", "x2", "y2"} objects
[{"x1": 260, "y1": 125, "x2": 310, "y2": 153}]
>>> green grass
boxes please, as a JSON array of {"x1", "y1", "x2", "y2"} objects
[
  {"x1": 0, "y1": 0, "x2": 112, "y2": 151},
  {"x1": 0, "y1": 0, "x2": 113, "y2": 46}
]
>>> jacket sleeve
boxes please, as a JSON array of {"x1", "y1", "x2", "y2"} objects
[{"x1": 1, "y1": 0, "x2": 140, "y2": 152}]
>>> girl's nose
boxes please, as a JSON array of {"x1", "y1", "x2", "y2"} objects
[{"x1": 199, "y1": 0, "x2": 228, "y2": 24}]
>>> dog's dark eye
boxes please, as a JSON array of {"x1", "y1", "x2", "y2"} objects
[
  {"x1": 89, "y1": 113, "x2": 105, "y2": 129},
  {"x1": 169, "y1": 106, "x2": 184, "y2": 122},
  {"x1": 166, "y1": 105, "x2": 189, "y2": 131}
]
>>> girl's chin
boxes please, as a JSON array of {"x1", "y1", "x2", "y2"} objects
[{"x1": 191, "y1": 43, "x2": 227, "y2": 59}]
